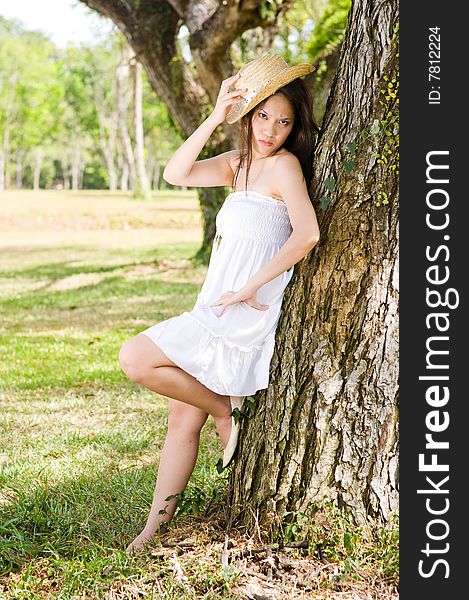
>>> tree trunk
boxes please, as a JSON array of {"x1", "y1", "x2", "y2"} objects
[
  {"x1": 154, "y1": 162, "x2": 160, "y2": 191},
  {"x1": 15, "y1": 152, "x2": 24, "y2": 189},
  {"x1": 71, "y1": 147, "x2": 81, "y2": 191},
  {"x1": 116, "y1": 43, "x2": 137, "y2": 192},
  {"x1": 33, "y1": 154, "x2": 43, "y2": 191},
  {"x1": 79, "y1": 163, "x2": 86, "y2": 189},
  {"x1": 149, "y1": 159, "x2": 161, "y2": 191},
  {"x1": 120, "y1": 157, "x2": 129, "y2": 192},
  {"x1": 94, "y1": 83, "x2": 118, "y2": 191},
  {"x1": 229, "y1": 0, "x2": 399, "y2": 535},
  {"x1": 132, "y1": 59, "x2": 150, "y2": 197},
  {"x1": 62, "y1": 162, "x2": 70, "y2": 190},
  {"x1": 32, "y1": 149, "x2": 45, "y2": 191}
]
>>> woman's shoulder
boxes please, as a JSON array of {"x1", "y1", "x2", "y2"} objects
[
  {"x1": 273, "y1": 151, "x2": 303, "y2": 180},
  {"x1": 261, "y1": 152, "x2": 302, "y2": 201},
  {"x1": 274, "y1": 150, "x2": 300, "y2": 168}
]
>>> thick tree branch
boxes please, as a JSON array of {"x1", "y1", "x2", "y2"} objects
[
  {"x1": 166, "y1": 0, "x2": 190, "y2": 17},
  {"x1": 188, "y1": 0, "x2": 295, "y2": 103}
]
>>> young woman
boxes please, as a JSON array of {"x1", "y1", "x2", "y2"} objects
[{"x1": 119, "y1": 53, "x2": 320, "y2": 552}]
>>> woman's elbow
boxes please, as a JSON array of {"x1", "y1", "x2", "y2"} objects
[
  {"x1": 163, "y1": 167, "x2": 191, "y2": 187},
  {"x1": 162, "y1": 167, "x2": 177, "y2": 185},
  {"x1": 303, "y1": 233, "x2": 319, "y2": 250}
]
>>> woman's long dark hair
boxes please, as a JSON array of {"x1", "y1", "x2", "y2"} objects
[{"x1": 233, "y1": 78, "x2": 319, "y2": 194}]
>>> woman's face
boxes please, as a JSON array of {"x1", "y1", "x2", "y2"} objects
[{"x1": 250, "y1": 93, "x2": 295, "y2": 156}]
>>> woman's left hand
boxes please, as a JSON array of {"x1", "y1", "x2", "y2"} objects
[{"x1": 210, "y1": 288, "x2": 269, "y2": 317}]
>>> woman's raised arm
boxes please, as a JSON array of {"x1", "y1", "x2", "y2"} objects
[{"x1": 163, "y1": 74, "x2": 246, "y2": 188}]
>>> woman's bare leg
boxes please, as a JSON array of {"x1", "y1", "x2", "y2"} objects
[
  {"x1": 119, "y1": 334, "x2": 233, "y2": 551},
  {"x1": 126, "y1": 398, "x2": 209, "y2": 552},
  {"x1": 119, "y1": 335, "x2": 232, "y2": 445}
]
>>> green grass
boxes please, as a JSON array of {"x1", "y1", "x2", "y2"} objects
[{"x1": 0, "y1": 190, "x2": 236, "y2": 598}]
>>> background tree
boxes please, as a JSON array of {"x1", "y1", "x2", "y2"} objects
[
  {"x1": 0, "y1": 20, "x2": 64, "y2": 191},
  {"x1": 0, "y1": 21, "x2": 179, "y2": 192},
  {"x1": 132, "y1": 55, "x2": 150, "y2": 196}
]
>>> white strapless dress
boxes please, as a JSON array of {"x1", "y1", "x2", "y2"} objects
[{"x1": 140, "y1": 190, "x2": 294, "y2": 396}]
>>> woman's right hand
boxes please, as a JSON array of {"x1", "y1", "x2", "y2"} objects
[{"x1": 211, "y1": 74, "x2": 247, "y2": 125}]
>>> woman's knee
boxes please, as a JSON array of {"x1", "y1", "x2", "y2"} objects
[
  {"x1": 167, "y1": 400, "x2": 208, "y2": 434},
  {"x1": 119, "y1": 338, "x2": 150, "y2": 383}
]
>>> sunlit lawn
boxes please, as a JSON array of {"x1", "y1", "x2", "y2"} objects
[{"x1": 0, "y1": 190, "x2": 236, "y2": 598}]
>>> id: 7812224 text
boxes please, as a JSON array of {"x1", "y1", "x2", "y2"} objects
[{"x1": 428, "y1": 26, "x2": 441, "y2": 105}]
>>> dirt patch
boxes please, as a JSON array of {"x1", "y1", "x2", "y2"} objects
[
  {"x1": 48, "y1": 272, "x2": 107, "y2": 292},
  {"x1": 129, "y1": 514, "x2": 399, "y2": 600}
]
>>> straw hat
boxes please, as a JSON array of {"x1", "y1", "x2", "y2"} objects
[{"x1": 226, "y1": 52, "x2": 315, "y2": 124}]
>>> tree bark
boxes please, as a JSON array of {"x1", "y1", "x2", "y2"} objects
[
  {"x1": 229, "y1": 0, "x2": 399, "y2": 534},
  {"x1": 119, "y1": 153, "x2": 129, "y2": 192},
  {"x1": 149, "y1": 158, "x2": 161, "y2": 190}
]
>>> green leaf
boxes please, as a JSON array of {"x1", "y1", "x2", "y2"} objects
[
  {"x1": 344, "y1": 532, "x2": 352, "y2": 552},
  {"x1": 164, "y1": 493, "x2": 182, "y2": 502},
  {"x1": 343, "y1": 159, "x2": 354, "y2": 173},
  {"x1": 320, "y1": 195, "x2": 330, "y2": 210},
  {"x1": 259, "y1": 0, "x2": 278, "y2": 20},
  {"x1": 325, "y1": 177, "x2": 336, "y2": 193},
  {"x1": 232, "y1": 407, "x2": 242, "y2": 424}
]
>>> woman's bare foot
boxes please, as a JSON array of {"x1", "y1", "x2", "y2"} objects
[
  {"x1": 125, "y1": 521, "x2": 172, "y2": 554},
  {"x1": 125, "y1": 531, "x2": 155, "y2": 554}
]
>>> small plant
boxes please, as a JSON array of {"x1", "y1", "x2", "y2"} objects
[
  {"x1": 167, "y1": 467, "x2": 227, "y2": 517},
  {"x1": 281, "y1": 510, "x2": 312, "y2": 544}
]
